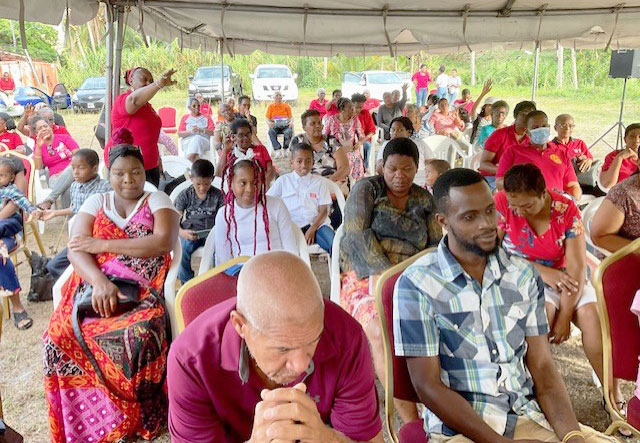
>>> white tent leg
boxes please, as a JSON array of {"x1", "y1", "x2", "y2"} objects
[
  {"x1": 531, "y1": 42, "x2": 540, "y2": 102},
  {"x1": 470, "y1": 51, "x2": 476, "y2": 86},
  {"x1": 220, "y1": 38, "x2": 225, "y2": 102},
  {"x1": 105, "y1": 4, "x2": 115, "y2": 143},
  {"x1": 113, "y1": 6, "x2": 124, "y2": 99}
]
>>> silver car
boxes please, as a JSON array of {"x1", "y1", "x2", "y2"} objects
[{"x1": 188, "y1": 65, "x2": 242, "y2": 102}]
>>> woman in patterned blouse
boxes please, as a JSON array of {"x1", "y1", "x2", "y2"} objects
[
  {"x1": 496, "y1": 163, "x2": 626, "y2": 423},
  {"x1": 340, "y1": 137, "x2": 442, "y2": 425}
]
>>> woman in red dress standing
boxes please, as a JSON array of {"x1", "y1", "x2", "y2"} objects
[{"x1": 105, "y1": 67, "x2": 177, "y2": 187}]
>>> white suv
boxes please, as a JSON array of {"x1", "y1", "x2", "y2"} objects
[
  {"x1": 341, "y1": 70, "x2": 412, "y2": 101},
  {"x1": 250, "y1": 64, "x2": 298, "y2": 103}
]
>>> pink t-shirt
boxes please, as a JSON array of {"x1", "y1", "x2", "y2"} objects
[
  {"x1": 602, "y1": 149, "x2": 638, "y2": 185},
  {"x1": 309, "y1": 99, "x2": 328, "y2": 117},
  {"x1": 496, "y1": 190, "x2": 583, "y2": 269},
  {"x1": 411, "y1": 71, "x2": 431, "y2": 89},
  {"x1": 481, "y1": 124, "x2": 530, "y2": 177},
  {"x1": 428, "y1": 111, "x2": 464, "y2": 136},
  {"x1": 40, "y1": 134, "x2": 79, "y2": 176},
  {"x1": 167, "y1": 298, "x2": 382, "y2": 443},
  {"x1": 553, "y1": 137, "x2": 593, "y2": 160},
  {"x1": 496, "y1": 141, "x2": 578, "y2": 194}
]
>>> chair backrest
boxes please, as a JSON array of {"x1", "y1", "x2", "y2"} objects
[
  {"x1": 163, "y1": 236, "x2": 183, "y2": 339},
  {"x1": 143, "y1": 181, "x2": 158, "y2": 192},
  {"x1": 52, "y1": 264, "x2": 74, "y2": 309},
  {"x1": 0, "y1": 142, "x2": 8, "y2": 152},
  {"x1": 593, "y1": 237, "x2": 640, "y2": 383},
  {"x1": 329, "y1": 225, "x2": 344, "y2": 303},
  {"x1": 292, "y1": 222, "x2": 311, "y2": 267},
  {"x1": 162, "y1": 155, "x2": 192, "y2": 179},
  {"x1": 321, "y1": 176, "x2": 346, "y2": 223},
  {"x1": 169, "y1": 179, "x2": 192, "y2": 203},
  {"x1": 158, "y1": 106, "x2": 177, "y2": 128},
  {"x1": 581, "y1": 196, "x2": 610, "y2": 258},
  {"x1": 423, "y1": 135, "x2": 456, "y2": 166},
  {"x1": 374, "y1": 247, "x2": 434, "y2": 442},
  {"x1": 198, "y1": 227, "x2": 216, "y2": 275},
  {"x1": 175, "y1": 256, "x2": 249, "y2": 333}
]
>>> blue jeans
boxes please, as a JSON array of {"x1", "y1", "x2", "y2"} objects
[
  {"x1": 362, "y1": 141, "x2": 372, "y2": 169},
  {"x1": 309, "y1": 225, "x2": 335, "y2": 254},
  {"x1": 268, "y1": 127, "x2": 293, "y2": 150},
  {"x1": 416, "y1": 88, "x2": 428, "y2": 107},
  {"x1": 436, "y1": 87, "x2": 448, "y2": 99},
  {"x1": 448, "y1": 90, "x2": 458, "y2": 105},
  {"x1": 178, "y1": 237, "x2": 206, "y2": 283}
]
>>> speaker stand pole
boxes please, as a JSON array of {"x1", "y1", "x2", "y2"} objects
[{"x1": 590, "y1": 77, "x2": 627, "y2": 151}]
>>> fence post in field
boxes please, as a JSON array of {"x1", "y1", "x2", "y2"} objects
[
  {"x1": 571, "y1": 48, "x2": 578, "y2": 89},
  {"x1": 470, "y1": 51, "x2": 476, "y2": 86},
  {"x1": 557, "y1": 44, "x2": 563, "y2": 88}
]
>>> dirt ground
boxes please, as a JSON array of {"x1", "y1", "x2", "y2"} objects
[{"x1": 1, "y1": 91, "x2": 639, "y2": 442}]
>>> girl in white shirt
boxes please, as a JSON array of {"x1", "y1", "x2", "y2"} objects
[
  {"x1": 214, "y1": 150, "x2": 297, "y2": 265},
  {"x1": 435, "y1": 65, "x2": 449, "y2": 100}
]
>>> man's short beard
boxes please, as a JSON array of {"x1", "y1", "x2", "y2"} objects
[{"x1": 449, "y1": 226, "x2": 499, "y2": 257}]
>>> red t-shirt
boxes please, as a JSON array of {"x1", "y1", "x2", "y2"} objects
[
  {"x1": 602, "y1": 149, "x2": 638, "y2": 185},
  {"x1": 481, "y1": 124, "x2": 530, "y2": 176},
  {"x1": 199, "y1": 103, "x2": 212, "y2": 117},
  {"x1": 0, "y1": 77, "x2": 15, "y2": 92},
  {"x1": 309, "y1": 99, "x2": 328, "y2": 117},
  {"x1": 552, "y1": 137, "x2": 593, "y2": 160},
  {"x1": 496, "y1": 141, "x2": 578, "y2": 193},
  {"x1": 358, "y1": 110, "x2": 376, "y2": 136},
  {"x1": 411, "y1": 71, "x2": 431, "y2": 89},
  {"x1": 167, "y1": 298, "x2": 382, "y2": 443},
  {"x1": 326, "y1": 103, "x2": 339, "y2": 117},
  {"x1": 105, "y1": 91, "x2": 162, "y2": 170},
  {"x1": 363, "y1": 98, "x2": 380, "y2": 112},
  {"x1": 496, "y1": 190, "x2": 583, "y2": 269},
  {"x1": 0, "y1": 131, "x2": 23, "y2": 150}
]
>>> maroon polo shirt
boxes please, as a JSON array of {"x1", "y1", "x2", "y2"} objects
[
  {"x1": 496, "y1": 140, "x2": 578, "y2": 193},
  {"x1": 167, "y1": 297, "x2": 381, "y2": 443},
  {"x1": 481, "y1": 124, "x2": 529, "y2": 176}
]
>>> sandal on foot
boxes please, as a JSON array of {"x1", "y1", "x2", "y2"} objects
[
  {"x1": 13, "y1": 310, "x2": 33, "y2": 330},
  {"x1": 603, "y1": 397, "x2": 632, "y2": 437}
]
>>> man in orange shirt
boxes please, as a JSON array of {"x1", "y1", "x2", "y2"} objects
[{"x1": 266, "y1": 91, "x2": 293, "y2": 158}]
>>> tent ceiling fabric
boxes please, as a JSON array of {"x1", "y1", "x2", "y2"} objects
[{"x1": 2, "y1": 1, "x2": 640, "y2": 55}]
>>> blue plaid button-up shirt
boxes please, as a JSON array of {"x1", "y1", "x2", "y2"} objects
[
  {"x1": 70, "y1": 176, "x2": 112, "y2": 214},
  {"x1": 393, "y1": 237, "x2": 551, "y2": 438}
]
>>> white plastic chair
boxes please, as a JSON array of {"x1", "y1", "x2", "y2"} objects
[
  {"x1": 98, "y1": 160, "x2": 108, "y2": 179},
  {"x1": 143, "y1": 182, "x2": 158, "y2": 192},
  {"x1": 423, "y1": 135, "x2": 475, "y2": 169},
  {"x1": 52, "y1": 264, "x2": 74, "y2": 309},
  {"x1": 34, "y1": 170, "x2": 52, "y2": 234},
  {"x1": 581, "y1": 196, "x2": 611, "y2": 258},
  {"x1": 197, "y1": 228, "x2": 216, "y2": 275},
  {"x1": 329, "y1": 225, "x2": 345, "y2": 304},
  {"x1": 292, "y1": 222, "x2": 311, "y2": 267},
  {"x1": 164, "y1": 236, "x2": 183, "y2": 339},
  {"x1": 162, "y1": 155, "x2": 192, "y2": 179}
]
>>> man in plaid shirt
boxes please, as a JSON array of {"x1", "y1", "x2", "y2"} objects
[{"x1": 393, "y1": 168, "x2": 615, "y2": 443}]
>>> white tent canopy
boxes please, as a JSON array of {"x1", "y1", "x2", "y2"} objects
[{"x1": 3, "y1": 1, "x2": 640, "y2": 55}]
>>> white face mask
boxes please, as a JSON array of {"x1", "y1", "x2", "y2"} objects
[{"x1": 529, "y1": 126, "x2": 551, "y2": 145}]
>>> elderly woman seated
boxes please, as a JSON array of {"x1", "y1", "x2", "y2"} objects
[
  {"x1": 43, "y1": 128, "x2": 179, "y2": 442},
  {"x1": 591, "y1": 153, "x2": 640, "y2": 253},
  {"x1": 340, "y1": 137, "x2": 442, "y2": 424},
  {"x1": 178, "y1": 97, "x2": 214, "y2": 162},
  {"x1": 496, "y1": 163, "x2": 625, "y2": 422}
]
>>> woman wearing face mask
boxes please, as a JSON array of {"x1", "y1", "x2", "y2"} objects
[
  {"x1": 105, "y1": 67, "x2": 177, "y2": 187},
  {"x1": 496, "y1": 110, "x2": 581, "y2": 201}
]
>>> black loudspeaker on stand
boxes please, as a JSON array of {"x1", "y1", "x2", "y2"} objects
[{"x1": 590, "y1": 49, "x2": 640, "y2": 151}]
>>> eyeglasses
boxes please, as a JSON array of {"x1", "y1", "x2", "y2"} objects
[{"x1": 557, "y1": 124, "x2": 575, "y2": 129}]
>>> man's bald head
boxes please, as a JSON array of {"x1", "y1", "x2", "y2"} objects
[{"x1": 236, "y1": 251, "x2": 324, "y2": 332}]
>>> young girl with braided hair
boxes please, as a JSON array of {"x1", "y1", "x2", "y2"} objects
[{"x1": 213, "y1": 147, "x2": 297, "y2": 265}]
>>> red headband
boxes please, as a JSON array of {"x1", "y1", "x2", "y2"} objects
[{"x1": 126, "y1": 67, "x2": 143, "y2": 85}]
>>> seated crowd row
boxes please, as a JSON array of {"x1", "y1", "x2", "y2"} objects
[{"x1": 0, "y1": 66, "x2": 639, "y2": 443}]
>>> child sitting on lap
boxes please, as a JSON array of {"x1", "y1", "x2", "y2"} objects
[
  {"x1": 213, "y1": 149, "x2": 297, "y2": 266},
  {"x1": 39, "y1": 149, "x2": 112, "y2": 282},
  {"x1": 175, "y1": 159, "x2": 224, "y2": 283},
  {"x1": 268, "y1": 142, "x2": 335, "y2": 253}
]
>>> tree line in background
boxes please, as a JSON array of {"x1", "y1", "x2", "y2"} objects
[{"x1": 0, "y1": 18, "x2": 634, "y2": 98}]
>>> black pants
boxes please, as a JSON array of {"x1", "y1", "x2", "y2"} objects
[
  {"x1": 145, "y1": 167, "x2": 161, "y2": 188},
  {"x1": 46, "y1": 247, "x2": 70, "y2": 283}
]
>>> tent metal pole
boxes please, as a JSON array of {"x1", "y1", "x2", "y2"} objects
[
  {"x1": 220, "y1": 38, "x2": 225, "y2": 102},
  {"x1": 531, "y1": 42, "x2": 540, "y2": 102},
  {"x1": 105, "y1": 3, "x2": 115, "y2": 143},
  {"x1": 113, "y1": 6, "x2": 124, "y2": 100}
]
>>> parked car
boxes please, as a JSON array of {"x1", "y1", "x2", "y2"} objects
[
  {"x1": 395, "y1": 71, "x2": 411, "y2": 82},
  {"x1": 11, "y1": 84, "x2": 72, "y2": 111},
  {"x1": 71, "y1": 77, "x2": 123, "y2": 113},
  {"x1": 250, "y1": 64, "x2": 298, "y2": 103},
  {"x1": 188, "y1": 65, "x2": 242, "y2": 101},
  {"x1": 341, "y1": 71, "x2": 412, "y2": 101}
]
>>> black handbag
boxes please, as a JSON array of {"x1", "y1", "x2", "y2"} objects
[{"x1": 74, "y1": 276, "x2": 139, "y2": 317}]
